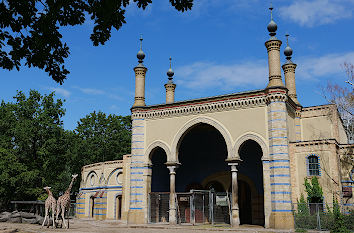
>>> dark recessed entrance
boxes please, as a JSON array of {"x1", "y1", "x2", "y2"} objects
[{"x1": 238, "y1": 139, "x2": 265, "y2": 226}]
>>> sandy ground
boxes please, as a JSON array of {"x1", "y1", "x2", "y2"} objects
[{"x1": 0, "y1": 219, "x2": 310, "y2": 233}]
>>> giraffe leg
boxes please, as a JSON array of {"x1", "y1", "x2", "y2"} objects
[
  {"x1": 41, "y1": 208, "x2": 48, "y2": 228},
  {"x1": 52, "y1": 206, "x2": 56, "y2": 228},
  {"x1": 61, "y1": 205, "x2": 67, "y2": 229}
]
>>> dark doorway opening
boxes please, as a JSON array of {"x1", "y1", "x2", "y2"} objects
[
  {"x1": 150, "y1": 147, "x2": 169, "y2": 192},
  {"x1": 238, "y1": 139, "x2": 265, "y2": 226},
  {"x1": 116, "y1": 195, "x2": 122, "y2": 220},
  {"x1": 176, "y1": 123, "x2": 229, "y2": 192}
]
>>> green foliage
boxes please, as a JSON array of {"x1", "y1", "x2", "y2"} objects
[
  {"x1": 0, "y1": 90, "x2": 131, "y2": 208},
  {"x1": 330, "y1": 198, "x2": 350, "y2": 233},
  {"x1": 304, "y1": 176, "x2": 323, "y2": 203},
  {"x1": 297, "y1": 193, "x2": 310, "y2": 216},
  {"x1": 0, "y1": 0, "x2": 193, "y2": 83}
]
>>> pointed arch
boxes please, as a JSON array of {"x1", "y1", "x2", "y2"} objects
[{"x1": 171, "y1": 116, "x2": 233, "y2": 162}]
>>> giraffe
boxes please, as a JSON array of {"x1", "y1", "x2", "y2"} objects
[
  {"x1": 56, "y1": 174, "x2": 78, "y2": 229},
  {"x1": 41, "y1": 186, "x2": 56, "y2": 228}
]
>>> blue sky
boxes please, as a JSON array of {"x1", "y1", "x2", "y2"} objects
[{"x1": 1, "y1": 0, "x2": 354, "y2": 130}]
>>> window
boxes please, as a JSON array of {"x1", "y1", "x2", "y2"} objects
[{"x1": 308, "y1": 155, "x2": 320, "y2": 176}]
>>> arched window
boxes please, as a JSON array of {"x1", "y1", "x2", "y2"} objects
[{"x1": 307, "y1": 155, "x2": 320, "y2": 176}]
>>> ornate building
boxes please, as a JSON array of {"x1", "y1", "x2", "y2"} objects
[{"x1": 76, "y1": 7, "x2": 353, "y2": 229}]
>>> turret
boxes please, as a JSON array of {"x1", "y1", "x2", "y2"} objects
[
  {"x1": 282, "y1": 34, "x2": 300, "y2": 105},
  {"x1": 164, "y1": 57, "x2": 176, "y2": 104},
  {"x1": 133, "y1": 36, "x2": 147, "y2": 107},
  {"x1": 265, "y1": 5, "x2": 284, "y2": 88}
]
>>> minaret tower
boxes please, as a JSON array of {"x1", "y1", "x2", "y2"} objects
[
  {"x1": 265, "y1": 5, "x2": 294, "y2": 229},
  {"x1": 133, "y1": 36, "x2": 147, "y2": 107},
  {"x1": 164, "y1": 57, "x2": 176, "y2": 104},
  {"x1": 282, "y1": 34, "x2": 300, "y2": 105},
  {"x1": 265, "y1": 5, "x2": 284, "y2": 88}
]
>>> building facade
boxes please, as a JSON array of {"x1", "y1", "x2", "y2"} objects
[{"x1": 76, "y1": 9, "x2": 353, "y2": 229}]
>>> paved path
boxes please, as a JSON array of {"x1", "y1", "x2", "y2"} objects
[{"x1": 0, "y1": 219, "x2": 321, "y2": 233}]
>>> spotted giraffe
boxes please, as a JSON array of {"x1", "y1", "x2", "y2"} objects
[
  {"x1": 41, "y1": 186, "x2": 56, "y2": 228},
  {"x1": 56, "y1": 174, "x2": 78, "y2": 229}
]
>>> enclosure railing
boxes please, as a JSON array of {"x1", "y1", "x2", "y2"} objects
[
  {"x1": 148, "y1": 190, "x2": 231, "y2": 225},
  {"x1": 292, "y1": 202, "x2": 354, "y2": 231}
]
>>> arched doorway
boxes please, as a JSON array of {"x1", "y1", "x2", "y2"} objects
[
  {"x1": 176, "y1": 123, "x2": 229, "y2": 192},
  {"x1": 149, "y1": 147, "x2": 169, "y2": 223},
  {"x1": 115, "y1": 195, "x2": 122, "y2": 220},
  {"x1": 238, "y1": 139, "x2": 265, "y2": 226}
]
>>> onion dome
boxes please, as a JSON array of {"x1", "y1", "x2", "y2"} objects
[
  {"x1": 267, "y1": 5, "x2": 277, "y2": 38},
  {"x1": 137, "y1": 35, "x2": 145, "y2": 66},
  {"x1": 284, "y1": 33, "x2": 293, "y2": 62},
  {"x1": 167, "y1": 57, "x2": 174, "y2": 83}
]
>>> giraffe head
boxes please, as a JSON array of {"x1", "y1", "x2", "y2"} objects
[
  {"x1": 43, "y1": 186, "x2": 51, "y2": 191},
  {"x1": 72, "y1": 174, "x2": 78, "y2": 179}
]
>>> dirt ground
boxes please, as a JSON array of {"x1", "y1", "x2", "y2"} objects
[{"x1": 0, "y1": 219, "x2": 299, "y2": 233}]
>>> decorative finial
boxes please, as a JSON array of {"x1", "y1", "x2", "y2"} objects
[
  {"x1": 167, "y1": 56, "x2": 174, "y2": 83},
  {"x1": 137, "y1": 34, "x2": 145, "y2": 66},
  {"x1": 284, "y1": 33, "x2": 293, "y2": 63},
  {"x1": 267, "y1": 2, "x2": 277, "y2": 39}
]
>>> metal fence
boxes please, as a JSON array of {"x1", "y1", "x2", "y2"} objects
[
  {"x1": 148, "y1": 190, "x2": 231, "y2": 225},
  {"x1": 292, "y1": 202, "x2": 354, "y2": 231}
]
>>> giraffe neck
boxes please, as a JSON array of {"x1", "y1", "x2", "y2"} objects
[
  {"x1": 65, "y1": 177, "x2": 76, "y2": 195},
  {"x1": 46, "y1": 189, "x2": 53, "y2": 197}
]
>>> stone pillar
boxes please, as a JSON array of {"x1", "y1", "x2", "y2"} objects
[
  {"x1": 283, "y1": 63, "x2": 299, "y2": 105},
  {"x1": 265, "y1": 40, "x2": 284, "y2": 88},
  {"x1": 266, "y1": 89, "x2": 294, "y2": 229},
  {"x1": 228, "y1": 162, "x2": 240, "y2": 227},
  {"x1": 165, "y1": 83, "x2": 176, "y2": 104},
  {"x1": 167, "y1": 165, "x2": 178, "y2": 224},
  {"x1": 133, "y1": 66, "x2": 147, "y2": 107}
]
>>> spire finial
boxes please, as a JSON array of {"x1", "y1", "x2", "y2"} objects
[
  {"x1": 137, "y1": 34, "x2": 145, "y2": 66},
  {"x1": 167, "y1": 56, "x2": 174, "y2": 82},
  {"x1": 284, "y1": 33, "x2": 293, "y2": 63},
  {"x1": 270, "y1": 1, "x2": 273, "y2": 20},
  {"x1": 267, "y1": 2, "x2": 277, "y2": 39},
  {"x1": 285, "y1": 33, "x2": 289, "y2": 46}
]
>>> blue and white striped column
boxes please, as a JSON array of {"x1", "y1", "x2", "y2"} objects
[
  {"x1": 267, "y1": 94, "x2": 293, "y2": 216},
  {"x1": 128, "y1": 115, "x2": 149, "y2": 222}
]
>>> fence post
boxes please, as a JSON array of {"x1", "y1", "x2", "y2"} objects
[
  {"x1": 316, "y1": 203, "x2": 321, "y2": 231},
  {"x1": 191, "y1": 191, "x2": 195, "y2": 225}
]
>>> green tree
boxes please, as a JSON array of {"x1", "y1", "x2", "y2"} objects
[
  {"x1": 0, "y1": 0, "x2": 193, "y2": 83},
  {"x1": 304, "y1": 176, "x2": 323, "y2": 203},
  {"x1": 0, "y1": 90, "x2": 69, "y2": 207},
  {"x1": 68, "y1": 111, "x2": 131, "y2": 192}
]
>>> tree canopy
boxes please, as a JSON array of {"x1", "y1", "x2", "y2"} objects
[
  {"x1": 0, "y1": 90, "x2": 131, "y2": 208},
  {"x1": 0, "y1": 0, "x2": 193, "y2": 84}
]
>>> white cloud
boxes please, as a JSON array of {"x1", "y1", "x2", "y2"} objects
[
  {"x1": 49, "y1": 87, "x2": 71, "y2": 98},
  {"x1": 280, "y1": 0, "x2": 353, "y2": 27},
  {"x1": 175, "y1": 60, "x2": 268, "y2": 90},
  {"x1": 73, "y1": 86, "x2": 105, "y2": 95},
  {"x1": 297, "y1": 52, "x2": 354, "y2": 80},
  {"x1": 175, "y1": 51, "x2": 354, "y2": 91}
]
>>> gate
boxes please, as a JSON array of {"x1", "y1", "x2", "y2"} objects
[{"x1": 149, "y1": 190, "x2": 231, "y2": 225}]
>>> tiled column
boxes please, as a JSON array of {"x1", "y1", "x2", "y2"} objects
[
  {"x1": 267, "y1": 90, "x2": 294, "y2": 229},
  {"x1": 128, "y1": 114, "x2": 148, "y2": 223}
]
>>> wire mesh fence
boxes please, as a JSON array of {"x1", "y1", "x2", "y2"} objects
[
  {"x1": 292, "y1": 202, "x2": 354, "y2": 231},
  {"x1": 149, "y1": 190, "x2": 231, "y2": 225}
]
